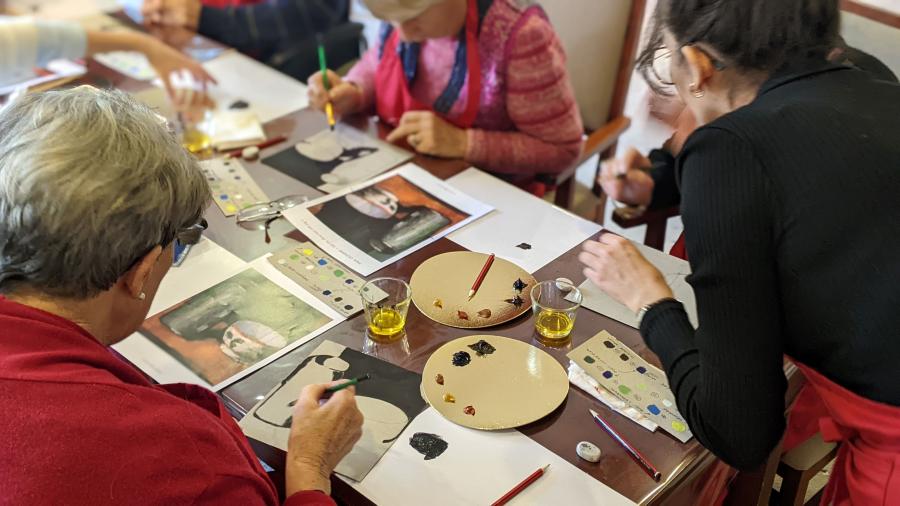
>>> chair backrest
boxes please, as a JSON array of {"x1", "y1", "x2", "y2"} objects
[
  {"x1": 540, "y1": 0, "x2": 646, "y2": 131},
  {"x1": 840, "y1": 0, "x2": 900, "y2": 77},
  {"x1": 725, "y1": 362, "x2": 806, "y2": 506}
]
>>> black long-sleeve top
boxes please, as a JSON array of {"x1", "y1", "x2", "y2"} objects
[
  {"x1": 198, "y1": 0, "x2": 351, "y2": 78},
  {"x1": 639, "y1": 59, "x2": 900, "y2": 471}
]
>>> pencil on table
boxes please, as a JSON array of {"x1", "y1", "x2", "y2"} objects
[
  {"x1": 589, "y1": 409, "x2": 661, "y2": 481},
  {"x1": 491, "y1": 464, "x2": 550, "y2": 506},
  {"x1": 467, "y1": 253, "x2": 495, "y2": 300}
]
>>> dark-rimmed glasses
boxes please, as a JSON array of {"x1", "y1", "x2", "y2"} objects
[{"x1": 176, "y1": 218, "x2": 208, "y2": 247}]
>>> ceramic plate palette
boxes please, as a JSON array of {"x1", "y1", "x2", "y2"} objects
[
  {"x1": 421, "y1": 335, "x2": 569, "y2": 430},
  {"x1": 409, "y1": 252, "x2": 536, "y2": 329},
  {"x1": 268, "y1": 243, "x2": 387, "y2": 318},
  {"x1": 200, "y1": 158, "x2": 269, "y2": 217},
  {"x1": 568, "y1": 331, "x2": 693, "y2": 443}
]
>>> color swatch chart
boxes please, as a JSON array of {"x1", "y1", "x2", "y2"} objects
[
  {"x1": 569, "y1": 331, "x2": 693, "y2": 442},
  {"x1": 199, "y1": 158, "x2": 269, "y2": 217},
  {"x1": 268, "y1": 242, "x2": 386, "y2": 318}
]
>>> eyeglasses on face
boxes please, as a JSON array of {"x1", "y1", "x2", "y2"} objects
[
  {"x1": 650, "y1": 44, "x2": 727, "y2": 87},
  {"x1": 175, "y1": 218, "x2": 208, "y2": 247}
]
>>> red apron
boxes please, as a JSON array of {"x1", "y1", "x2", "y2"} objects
[
  {"x1": 789, "y1": 361, "x2": 900, "y2": 505},
  {"x1": 669, "y1": 233, "x2": 687, "y2": 259},
  {"x1": 374, "y1": 0, "x2": 481, "y2": 129}
]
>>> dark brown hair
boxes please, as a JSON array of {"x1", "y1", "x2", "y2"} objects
[{"x1": 638, "y1": 0, "x2": 840, "y2": 91}]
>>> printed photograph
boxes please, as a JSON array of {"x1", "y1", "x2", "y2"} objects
[
  {"x1": 140, "y1": 269, "x2": 332, "y2": 386},
  {"x1": 309, "y1": 174, "x2": 472, "y2": 261},
  {"x1": 262, "y1": 126, "x2": 410, "y2": 192}
]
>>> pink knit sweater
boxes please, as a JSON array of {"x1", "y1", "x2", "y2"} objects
[{"x1": 347, "y1": 0, "x2": 584, "y2": 178}]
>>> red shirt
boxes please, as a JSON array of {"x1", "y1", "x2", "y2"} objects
[{"x1": 0, "y1": 297, "x2": 334, "y2": 506}]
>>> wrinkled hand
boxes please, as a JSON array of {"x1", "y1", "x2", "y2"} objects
[
  {"x1": 307, "y1": 70, "x2": 363, "y2": 118},
  {"x1": 598, "y1": 147, "x2": 655, "y2": 207},
  {"x1": 385, "y1": 111, "x2": 468, "y2": 158},
  {"x1": 578, "y1": 234, "x2": 673, "y2": 313},
  {"x1": 141, "y1": 35, "x2": 215, "y2": 102},
  {"x1": 142, "y1": 0, "x2": 202, "y2": 29},
  {"x1": 285, "y1": 382, "x2": 364, "y2": 497}
]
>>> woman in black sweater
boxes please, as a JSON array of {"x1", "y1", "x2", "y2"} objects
[{"x1": 578, "y1": 0, "x2": 900, "y2": 503}]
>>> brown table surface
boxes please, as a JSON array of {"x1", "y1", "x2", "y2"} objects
[{"x1": 67, "y1": 17, "x2": 717, "y2": 505}]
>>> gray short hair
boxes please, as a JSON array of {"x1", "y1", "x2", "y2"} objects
[{"x1": 0, "y1": 86, "x2": 210, "y2": 298}]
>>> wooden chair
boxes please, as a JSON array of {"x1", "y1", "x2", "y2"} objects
[
  {"x1": 607, "y1": 0, "x2": 900, "y2": 251},
  {"x1": 539, "y1": 0, "x2": 647, "y2": 209},
  {"x1": 726, "y1": 364, "x2": 840, "y2": 506}
]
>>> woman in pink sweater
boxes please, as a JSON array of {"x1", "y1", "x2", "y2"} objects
[{"x1": 308, "y1": 0, "x2": 584, "y2": 187}]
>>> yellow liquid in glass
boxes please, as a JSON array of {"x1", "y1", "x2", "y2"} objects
[
  {"x1": 182, "y1": 129, "x2": 211, "y2": 154},
  {"x1": 367, "y1": 308, "x2": 406, "y2": 340},
  {"x1": 535, "y1": 309, "x2": 575, "y2": 341}
]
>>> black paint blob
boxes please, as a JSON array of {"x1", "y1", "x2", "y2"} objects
[
  {"x1": 504, "y1": 295, "x2": 525, "y2": 308},
  {"x1": 409, "y1": 432, "x2": 448, "y2": 460},
  {"x1": 452, "y1": 351, "x2": 472, "y2": 367},
  {"x1": 468, "y1": 340, "x2": 496, "y2": 357}
]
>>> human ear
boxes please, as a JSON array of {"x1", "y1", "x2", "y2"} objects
[
  {"x1": 122, "y1": 245, "x2": 164, "y2": 300},
  {"x1": 680, "y1": 46, "x2": 716, "y2": 97}
]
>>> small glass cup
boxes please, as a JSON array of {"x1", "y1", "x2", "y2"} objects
[
  {"x1": 531, "y1": 280, "x2": 582, "y2": 346},
  {"x1": 360, "y1": 277, "x2": 411, "y2": 343},
  {"x1": 175, "y1": 107, "x2": 214, "y2": 154}
]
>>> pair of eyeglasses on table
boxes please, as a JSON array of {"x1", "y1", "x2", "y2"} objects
[{"x1": 235, "y1": 195, "x2": 309, "y2": 243}]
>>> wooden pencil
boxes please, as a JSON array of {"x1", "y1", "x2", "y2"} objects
[
  {"x1": 467, "y1": 253, "x2": 495, "y2": 300},
  {"x1": 491, "y1": 464, "x2": 549, "y2": 506},
  {"x1": 589, "y1": 409, "x2": 661, "y2": 481}
]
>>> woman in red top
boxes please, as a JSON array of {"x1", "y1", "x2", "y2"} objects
[{"x1": 0, "y1": 86, "x2": 363, "y2": 505}]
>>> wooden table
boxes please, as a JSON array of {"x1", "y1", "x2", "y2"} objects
[{"x1": 70, "y1": 18, "x2": 717, "y2": 505}]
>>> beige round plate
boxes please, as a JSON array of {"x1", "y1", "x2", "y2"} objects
[
  {"x1": 422, "y1": 335, "x2": 569, "y2": 430},
  {"x1": 410, "y1": 252, "x2": 536, "y2": 329}
]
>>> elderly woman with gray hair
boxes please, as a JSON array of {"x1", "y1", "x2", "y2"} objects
[
  {"x1": 0, "y1": 87, "x2": 361, "y2": 506},
  {"x1": 308, "y1": 0, "x2": 583, "y2": 194}
]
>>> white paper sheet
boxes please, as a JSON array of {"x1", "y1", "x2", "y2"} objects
[
  {"x1": 349, "y1": 408, "x2": 636, "y2": 506},
  {"x1": 576, "y1": 240, "x2": 698, "y2": 328},
  {"x1": 0, "y1": 59, "x2": 86, "y2": 95},
  {"x1": 94, "y1": 50, "x2": 156, "y2": 80},
  {"x1": 284, "y1": 163, "x2": 493, "y2": 276},
  {"x1": 446, "y1": 168, "x2": 602, "y2": 273},
  {"x1": 113, "y1": 243, "x2": 344, "y2": 391},
  {"x1": 4, "y1": 0, "x2": 119, "y2": 19},
  {"x1": 201, "y1": 51, "x2": 309, "y2": 123}
]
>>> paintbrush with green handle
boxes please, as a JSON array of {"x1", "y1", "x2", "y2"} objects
[{"x1": 321, "y1": 374, "x2": 371, "y2": 400}]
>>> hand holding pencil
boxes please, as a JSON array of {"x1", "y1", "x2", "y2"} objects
[
  {"x1": 306, "y1": 71, "x2": 363, "y2": 122},
  {"x1": 597, "y1": 147, "x2": 655, "y2": 207}
]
